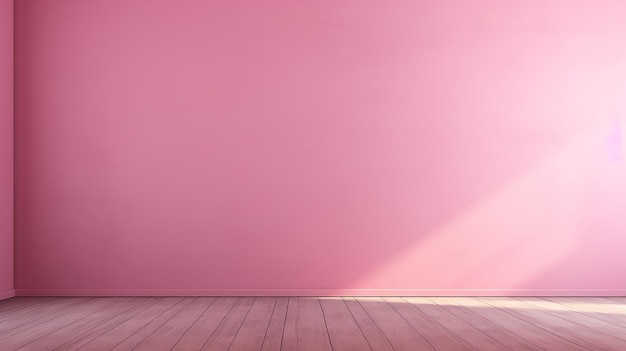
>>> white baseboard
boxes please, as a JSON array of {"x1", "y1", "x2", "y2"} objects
[
  {"x1": 15, "y1": 288, "x2": 626, "y2": 297},
  {"x1": 0, "y1": 289, "x2": 16, "y2": 300}
]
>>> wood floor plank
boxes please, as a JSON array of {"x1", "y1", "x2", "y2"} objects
[
  {"x1": 79, "y1": 297, "x2": 183, "y2": 351},
  {"x1": 281, "y1": 297, "x2": 300, "y2": 351},
  {"x1": 446, "y1": 297, "x2": 588, "y2": 351},
  {"x1": 526, "y1": 297, "x2": 626, "y2": 336},
  {"x1": 1, "y1": 298, "x2": 119, "y2": 350},
  {"x1": 0, "y1": 297, "x2": 37, "y2": 311},
  {"x1": 319, "y1": 297, "x2": 371, "y2": 351},
  {"x1": 110, "y1": 298, "x2": 192, "y2": 351},
  {"x1": 520, "y1": 297, "x2": 626, "y2": 342},
  {"x1": 229, "y1": 297, "x2": 276, "y2": 351},
  {"x1": 0, "y1": 298, "x2": 55, "y2": 320},
  {"x1": 1, "y1": 296, "x2": 624, "y2": 350},
  {"x1": 171, "y1": 297, "x2": 238, "y2": 350},
  {"x1": 0, "y1": 297, "x2": 94, "y2": 338},
  {"x1": 132, "y1": 297, "x2": 216, "y2": 351},
  {"x1": 17, "y1": 298, "x2": 144, "y2": 351},
  {"x1": 384, "y1": 297, "x2": 474, "y2": 351},
  {"x1": 281, "y1": 297, "x2": 333, "y2": 351},
  {"x1": 482, "y1": 297, "x2": 626, "y2": 351},
  {"x1": 0, "y1": 296, "x2": 16, "y2": 307},
  {"x1": 541, "y1": 297, "x2": 626, "y2": 328},
  {"x1": 428, "y1": 297, "x2": 542, "y2": 351},
  {"x1": 55, "y1": 298, "x2": 156, "y2": 351},
  {"x1": 405, "y1": 297, "x2": 509, "y2": 351},
  {"x1": 343, "y1": 297, "x2": 393, "y2": 351},
  {"x1": 200, "y1": 297, "x2": 255, "y2": 351},
  {"x1": 355, "y1": 297, "x2": 433, "y2": 351},
  {"x1": 594, "y1": 297, "x2": 626, "y2": 306},
  {"x1": 260, "y1": 297, "x2": 288, "y2": 351},
  {"x1": 0, "y1": 298, "x2": 95, "y2": 340}
]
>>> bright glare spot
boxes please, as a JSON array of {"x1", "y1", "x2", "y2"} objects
[{"x1": 442, "y1": 298, "x2": 626, "y2": 314}]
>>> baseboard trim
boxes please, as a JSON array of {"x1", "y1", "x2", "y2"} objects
[
  {"x1": 0, "y1": 289, "x2": 16, "y2": 300},
  {"x1": 15, "y1": 288, "x2": 626, "y2": 297}
]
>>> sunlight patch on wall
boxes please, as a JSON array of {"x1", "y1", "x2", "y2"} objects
[{"x1": 353, "y1": 122, "x2": 617, "y2": 289}]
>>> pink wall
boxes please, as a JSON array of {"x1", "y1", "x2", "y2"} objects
[
  {"x1": 14, "y1": 0, "x2": 626, "y2": 295},
  {"x1": 0, "y1": 0, "x2": 13, "y2": 300}
]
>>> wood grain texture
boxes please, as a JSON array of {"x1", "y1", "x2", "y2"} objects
[
  {"x1": 428, "y1": 297, "x2": 543, "y2": 351},
  {"x1": 110, "y1": 297, "x2": 191, "y2": 351},
  {"x1": 200, "y1": 297, "x2": 255, "y2": 351},
  {"x1": 229, "y1": 297, "x2": 276, "y2": 351},
  {"x1": 444, "y1": 297, "x2": 588, "y2": 350},
  {"x1": 384, "y1": 297, "x2": 473, "y2": 351},
  {"x1": 1, "y1": 298, "x2": 115, "y2": 350},
  {"x1": 483, "y1": 297, "x2": 626, "y2": 350},
  {"x1": 0, "y1": 296, "x2": 624, "y2": 350},
  {"x1": 405, "y1": 297, "x2": 508, "y2": 351},
  {"x1": 133, "y1": 297, "x2": 216, "y2": 351},
  {"x1": 19, "y1": 298, "x2": 143, "y2": 351},
  {"x1": 343, "y1": 297, "x2": 394, "y2": 351},
  {"x1": 282, "y1": 297, "x2": 333, "y2": 351},
  {"x1": 523, "y1": 297, "x2": 626, "y2": 342},
  {"x1": 0, "y1": 297, "x2": 55, "y2": 319},
  {"x1": 541, "y1": 297, "x2": 626, "y2": 329},
  {"x1": 56, "y1": 298, "x2": 156, "y2": 351},
  {"x1": 80, "y1": 297, "x2": 183, "y2": 351},
  {"x1": 355, "y1": 297, "x2": 434, "y2": 351},
  {"x1": 171, "y1": 296, "x2": 238, "y2": 350},
  {"x1": 319, "y1": 297, "x2": 371, "y2": 351},
  {"x1": 260, "y1": 297, "x2": 288, "y2": 351},
  {"x1": 0, "y1": 297, "x2": 93, "y2": 339}
]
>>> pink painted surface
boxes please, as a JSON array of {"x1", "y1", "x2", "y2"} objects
[
  {"x1": 0, "y1": 0, "x2": 13, "y2": 298},
  {"x1": 14, "y1": 0, "x2": 626, "y2": 293}
]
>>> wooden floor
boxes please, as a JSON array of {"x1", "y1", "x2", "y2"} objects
[{"x1": 1, "y1": 297, "x2": 626, "y2": 350}]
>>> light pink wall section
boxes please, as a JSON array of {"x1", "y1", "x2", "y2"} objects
[
  {"x1": 0, "y1": 0, "x2": 13, "y2": 300},
  {"x1": 14, "y1": 0, "x2": 626, "y2": 295}
]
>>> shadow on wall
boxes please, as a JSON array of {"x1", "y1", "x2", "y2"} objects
[{"x1": 12, "y1": 0, "x2": 626, "y2": 292}]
